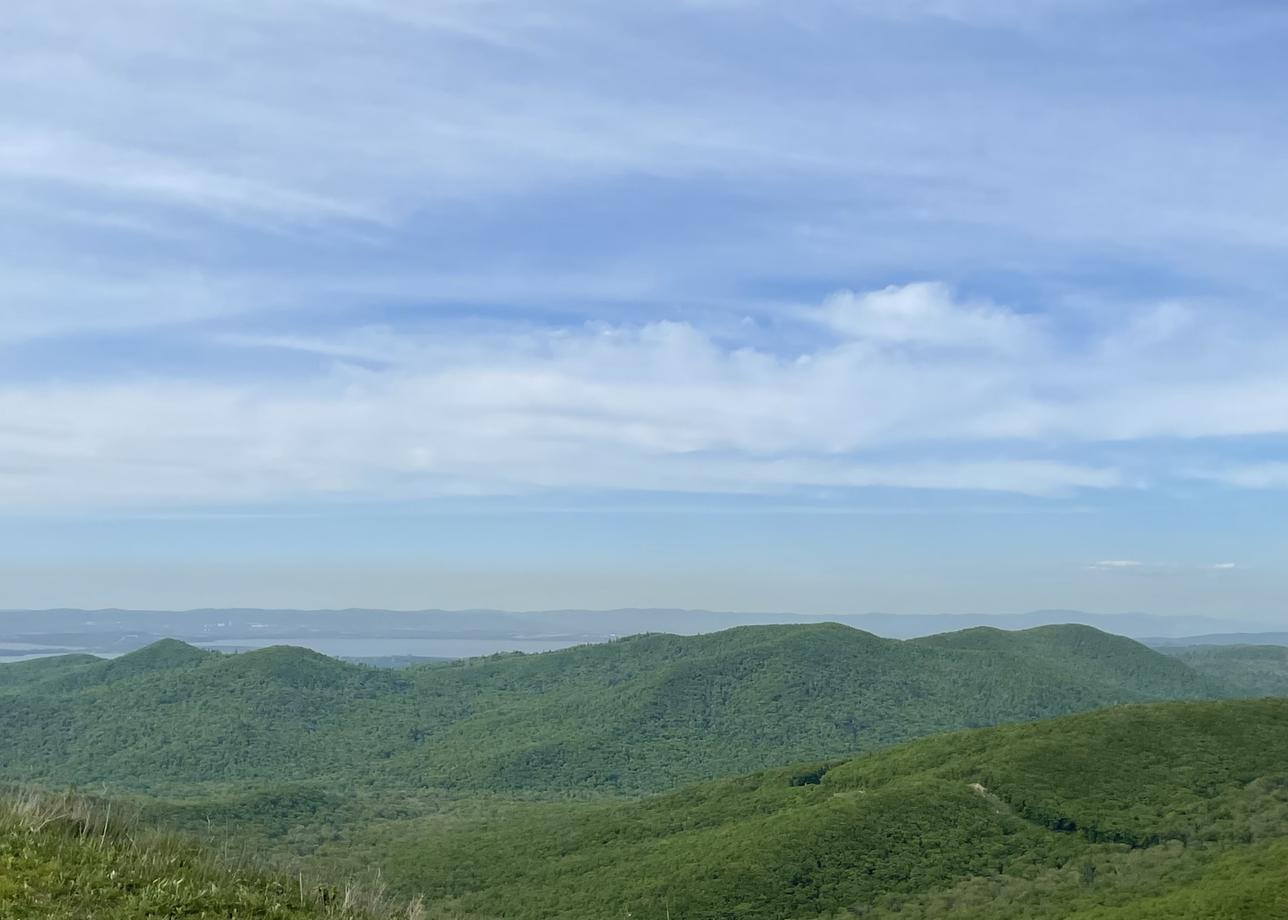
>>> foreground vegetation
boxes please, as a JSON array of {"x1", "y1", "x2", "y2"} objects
[
  {"x1": 0, "y1": 624, "x2": 1229, "y2": 795},
  {"x1": 0, "y1": 788, "x2": 421, "y2": 919}
]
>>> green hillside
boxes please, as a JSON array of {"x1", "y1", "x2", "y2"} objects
[
  {"x1": 0, "y1": 624, "x2": 1230, "y2": 794},
  {"x1": 405, "y1": 623, "x2": 1226, "y2": 792},
  {"x1": 0, "y1": 789, "x2": 417, "y2": 919},
  {"x1": 0, "y1": 653, "x2": 102, "y2": 690},
  {"x1": 910, "y1": 624, "x2": 1222, "y2": 697},
  {"x1": 1162, "y1": 644, "x2": 1288, "y2": 697},
  {"x1": 371, "y1": 699, "x2": 1288, "y2": 920}
]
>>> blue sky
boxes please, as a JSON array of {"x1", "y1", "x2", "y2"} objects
[{"x1": 2, "y1": 0, "x2": 1287, "y2": 617}]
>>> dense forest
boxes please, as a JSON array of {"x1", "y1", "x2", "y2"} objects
[
  {"x1": 1, "y1": 626, "x2": 1284, "y2": 919},
  {"x1": 1161, "y1": 644, "x2": 1288, "y2": 697},
  {"x1": 2, "y1": 699, "x2": 1286, "y2": 919},
  {"x1": 0, "y1": 624, "x2": 1229, "y2": 795},
  {"x1": 373, "y1": 699, "x2": 1288, "y2": 919}
]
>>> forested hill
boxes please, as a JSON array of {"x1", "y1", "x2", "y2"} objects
[
  {"x1": 1161, "y1": 644, "x2": 1288, "y2": 697},
  {"x1": 0, "y1": 623, "x2": 1231, "y2": 794},
  {"x1": 909, "y1": 623, "x2": 1219, "y2": 698},
  {"x1": 380, "y1": 699, "x2": 1288, "y2": 920}
]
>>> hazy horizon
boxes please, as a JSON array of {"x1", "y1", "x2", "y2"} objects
[
  {"x1": 1, "y1": 603, "x2": 1281, "y2": 624},
  {"x1": 2, "y1": 603, "x2": 1282, "y2": 638}
]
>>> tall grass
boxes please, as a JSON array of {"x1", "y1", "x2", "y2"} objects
[{"x1": 0, "y1": 786, "x2": 426, "y2": 919}]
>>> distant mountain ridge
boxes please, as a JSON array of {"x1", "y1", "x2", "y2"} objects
[
  {"x1": 0, "y1": 606, "x2": 1273, "y2": 657},
  {"x1": 0, "y1": 622, "x2": 1233, "y2": 794},
  {"x1": 1145, "y1": 631, "x2": 1288, "y2": 647}
]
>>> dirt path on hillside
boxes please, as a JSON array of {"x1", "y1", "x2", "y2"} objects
[{"x1": 968, "y1": 782, "x2": 1015, "y2": 815}]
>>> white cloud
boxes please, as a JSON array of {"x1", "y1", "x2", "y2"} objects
[
  {"x1": 4, "y1": 279, "x2": 1288, "y2": 510},
  {"x1": 1088, "y1": 560, "x2": 1244, "y2": 575},
  {"x1": 683, "y1": 0, "x2": 1125, "y2": 24},
  {"x1": 0, "y1": 130, "x2": 379, "y2": 226},
  {"x1": 4, "y1": 0, "x2": 1287, "y2": 272},
  {"x1": 0, "y1": 284, "x2": 1123, "y2": 508},
  {"x1": 3, "y1": 1, "x2": 1288, "y2": 512},
  {"x1": 1198, "y1": 464, "x2": 1288, "y2": 490},
  {"x1": 815, "y1": 282, "x2": 1040, "y2": 352},
  {"x1": 0, "y1": 375, "x2": 1107, "y2": 508}
]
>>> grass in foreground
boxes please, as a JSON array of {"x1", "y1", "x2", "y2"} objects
[{"x1": 0, "y1": 788, "x2": 423, "y2": 920}]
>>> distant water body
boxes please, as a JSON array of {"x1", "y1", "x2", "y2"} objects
[
  {"x1": 0, "y1": 637, "x2": 597, "y2": 663},
  {"x1": 0, "y1": 642, "x2": 84, "y2": 662},
  {"x1": 194, "y1": 637, "x2": 593, "y2": 658}
]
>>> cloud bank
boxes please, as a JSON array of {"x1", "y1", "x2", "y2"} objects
[{"x1": 2, "y1": 283, "x2": 1286, "y2": 509}]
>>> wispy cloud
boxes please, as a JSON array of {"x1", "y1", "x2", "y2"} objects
[
  {"x1": 3, "y1": 1, "x2": 1288, "y2": 517},
  {"x1": 3, "y1": 279, "x2": 1288, "y2": 509},
  {"x1": 1088, "y1": 560, "x2": 1243, "y2": 575},
  {"x1": 0, "y1": 287, "x2": 1129, "y2": 507},
  {"x1": 6, "y1": 0, "x2": 1288, "y2": 291},
  {"x1": 0, "y1": 131, "x2": 382, "y2": 226},
  {"x1": 1196, "y1": 464, "x2": 1288, "y2": 490}
]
